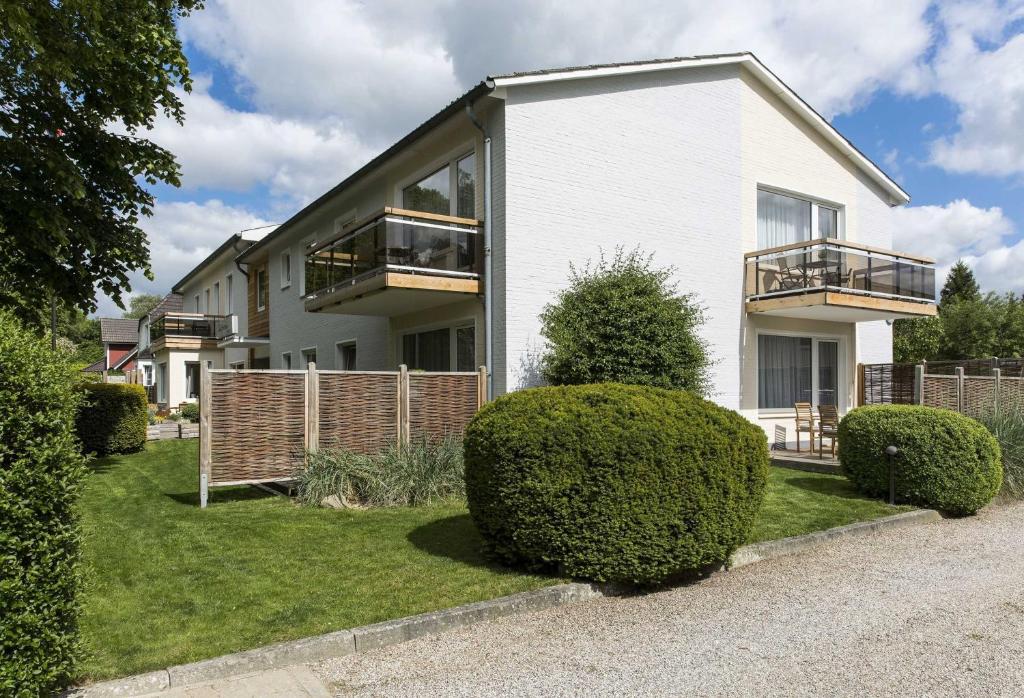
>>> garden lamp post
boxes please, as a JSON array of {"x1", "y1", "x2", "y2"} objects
[{"x1": 885, "y1": 445, "x2": 899, "y2": 505}]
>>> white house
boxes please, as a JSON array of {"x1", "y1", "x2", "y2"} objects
[{"x1": 222, "y1": 52, "x2": 935, "y2": 439}]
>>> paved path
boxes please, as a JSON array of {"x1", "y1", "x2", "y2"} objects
[
  {"x1": 315, "y1": 502, "x2": 1024, "y2": 696},
  {"x1": 139, "y1": 667, "x2": 330, "y2": 698}
]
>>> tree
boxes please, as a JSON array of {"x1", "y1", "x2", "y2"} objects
[
  {"x1": 940, "y1": 260, "x2": 981, "y2": 307},
  {"x1": 123, "y1": 293, "x2": 163, "y2": 320},
  {"x1": 893, "y1": 316, "x2": 943, "y2": 364},
  {"x1": 539, "y1": 248, "x2": 713, "y2": 394},
  {"x1": 939, "y1": 298, "x2": 998, "y2": 360},
  {"x1": 0, "y1": 0, "x2": 201, "y2": 321}
]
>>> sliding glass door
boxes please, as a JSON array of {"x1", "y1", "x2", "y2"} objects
[{"x1": 757, "y1": 334, "x2": 841, "y2": 410}]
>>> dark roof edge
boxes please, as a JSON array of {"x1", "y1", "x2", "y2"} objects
[
  {"x1": 487, "y1": 51, "x2": 752, "y2": 79},
  {"x1": 239, "y1": 81, "x2": 492, "y2": 263},
  {"x1": 171, "y1": 234, "x2": 255, "y2": 293}
]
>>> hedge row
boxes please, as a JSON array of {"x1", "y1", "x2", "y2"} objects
[
  {"x1": 0, "y1": 311, "x2": 87, "y2": 693},
  {"x1": 76, "y1": 382, "x2": 148, "y2": 456}
]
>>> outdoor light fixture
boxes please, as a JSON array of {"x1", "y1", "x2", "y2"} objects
[{"x1": 885, "y1": 445, "x2": 899, "y2": 505}]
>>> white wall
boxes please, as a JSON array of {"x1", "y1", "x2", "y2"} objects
[{"x1": 155, "y1": 347, "x2": 224, "y2": 408}]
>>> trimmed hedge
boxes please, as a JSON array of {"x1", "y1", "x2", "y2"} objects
[
  {"x1": 464, "y1": 384, "x2": 769, "y2": 585},
  {"x1": 838, "y1": 405, "x2": 1002, "y2": 516},
  {"x1": 0, "y1": 311, "x2": 87, "y2": 693},
  {"x1": 76, "y1": 383, "x2": 148, "y2": 456}
]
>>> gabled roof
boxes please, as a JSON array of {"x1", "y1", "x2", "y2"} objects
[
  {"x1": 141, "y1": 293, "x2": 183, "y2": 328},
  {"x1": 172, "y1": 234, "x2": 258, "y2": 290},
  {"x1": 239, "y1": 52, "x2": 907, "y2": 263},
  {"x1": 81, "y1": 357, "x2": 105, "y2": 373},
  {"x1": 111, "y1": 347, "x2": 138, "y2": 370},
  {"x1": 99, "y1": 318, "x2": 139, "y2": 345}
]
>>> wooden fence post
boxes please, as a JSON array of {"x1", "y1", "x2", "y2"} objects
[
  {"x1": 199, "y1": 362, "x2": 212, "y2": 508},
  {"x1": 477, "y1": 365, "x2": 488, "y2": 408},
  {"x1": 955, "y1": 366, "x2": 965, "y2": 414},
  {"x1": 398, "y1": 364, "x2": 410, "y2": 445},
  {"x1": 914, "y1": 364, "x2": 925, "y2": 406},
  {"x1": 306, "y1": 361, "x2": 319, "y2": 453}
]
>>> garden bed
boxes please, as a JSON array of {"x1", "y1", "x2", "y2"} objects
[{"x1": 78, "y1": 441, "x2": 909, "y2": 681}]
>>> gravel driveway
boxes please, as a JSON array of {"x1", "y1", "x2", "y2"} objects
[{"x1": 315, "y1": 502, "x2": 1024, "y2": 697}]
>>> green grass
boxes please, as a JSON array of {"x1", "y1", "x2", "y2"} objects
[
  {"x1": 78, "y1": 442, "x2": 909, "y2": 680},
  {"x1": 748, "y1": 467, "x2": 913, "y2": 544}
]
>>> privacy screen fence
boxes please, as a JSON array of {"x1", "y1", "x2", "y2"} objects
[
  {"x1": 198, "y1": 363, "x2": 487, "y2": 507},
  {"x1": 859, "y1": 358, "x2": 1024, "y2": 420}
]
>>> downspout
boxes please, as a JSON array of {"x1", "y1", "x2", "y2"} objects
[{"x1": 467, "y1": 94, "x2": 494, "y2": 399}]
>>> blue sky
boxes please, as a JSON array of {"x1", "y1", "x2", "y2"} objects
[{"x1": 96, "y1": 0, "x2": 1024, "y2": 316}]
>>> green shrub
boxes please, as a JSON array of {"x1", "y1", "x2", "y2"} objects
[
  {"x1": 297, "y1": 435, "x2": 465, "y2": 508},
  {"x1": 178, "y1": 402, "x2": 200, "y2": 422},
  {"x1": 976, "y1": 403, "x2": 1024, "y2": 499},
  {"x1": 76, "y1": 383, "x2": 148, "y2": 456},
  {"x1": 0, "y1": 310, "x2": 87, "y2": 693},
  {"x1": 838, "y1": 405, "x2": 1002, "y2": 515},
  {"x1": 464, "y1": 384, "x2": 769, "y2": 585},
  {"x1": 539, "y1": 248, "x2": 713, "y2": 394}
]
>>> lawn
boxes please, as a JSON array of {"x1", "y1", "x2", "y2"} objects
[{"x1": 78, "y1": 441, "x2": 909, "y2": 681}]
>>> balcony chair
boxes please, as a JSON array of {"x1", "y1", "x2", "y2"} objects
[
  {"x1": 817, "y1": 404, "x2": 840, "y2": 459},
  {"x1": 794, "y1": 402, "x2": 816, "y2": 453}
]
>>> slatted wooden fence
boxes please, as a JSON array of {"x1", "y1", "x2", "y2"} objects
[
  {"x1": 198, "y1": 363, "x2": 487, "y2": 507},
  {"x1": 860, "y1": 361, "x2": 1024, "y2": 419}
]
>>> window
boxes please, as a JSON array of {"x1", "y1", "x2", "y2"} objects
[
  {"x1": 256, "y1": 268, "x2": 267, "y2": 310},
  {"x1": 757, "y1": 334, "x2": 840, "y2": 410},
  {"x1": 281, "y1": 352, "x2": 292, "y2": 370},
  {"x1": 301, "y1": 347, "x2": 317, "y2": 368},
  {"x1": 204, "y1": 288, "x2": 210, "y2": 313},
  {"x1": 229, "y1": 361, "x2": 246, "y2": 370},
  {"x1": 213, "y1": 282, "x2": 220, "y2": 314},
  {"x1": 401, "y1": 324, "x2": 476, "y2": 372},
  {"x1": 280, "y1": 251, "x2": 291, "y2": 288},
  {"x1": 226, "y1": 274, "x2": 233, "y2": 314},
  {"x1": 157, "y1": 362, "x2": 167, "y2": 403},
  {"x1": 401, "y1": 151, "x2": 476, "y2": 218},
  {"x1": 194, "y1": 294, "x2": 200, "y2": 313},
  {"x1": 757, "y1": 188, "x2": 842, "y2": 248},
  {"x1": 336, "y1": 341, "x2": 357, "y2": 370},
  {"x1": 184, "y1": 362, "x2": 200, "y2": 400},
  {"x1": 143, "y1": 364, "x2": 153, "y2": 386}
]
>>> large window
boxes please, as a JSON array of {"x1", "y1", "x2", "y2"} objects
[
  {"x1": 758, "y1": 334, "x2": 839, "y2": 410},
  {"x1": 757, "y1": 189, "x2": 841, "y2": 248},
  {"x1": 402, "y1": 152, "x2": 476, "y2": 218},
  {"x1": 402, "y1": 324, "x2": 475, "y2": 372}
]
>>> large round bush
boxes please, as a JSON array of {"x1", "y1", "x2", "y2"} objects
[
  {"x1": 464, "y1": 384, "x2": 769, "y2": 585},
  {"x1": 838, "y1": 405, "x2": 1001, "y2": 516}
]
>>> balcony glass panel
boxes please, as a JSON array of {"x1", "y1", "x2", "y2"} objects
[
  {"x1": 745, "y1": 241, "x2": 936, "y2": 304},
  {"x1": 305, "y1": 213, "x2": 482, "y2": 299},
  {"x1": 150, "y1": 314, "x2": 231, "y2": 343}
]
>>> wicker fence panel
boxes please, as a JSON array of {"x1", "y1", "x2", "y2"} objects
[
  {"x1": 319, "y1": 372, "x2": 398, "y2": 453},
  {"x1": 961, "y1": 376, "x2": 997, "y2": 418},
  {"x1": 408, "y1": 373, "x2": 480, "y2": 441},
  {"x1": 921, "y1": 374, "x2": 959, "y2": 412},
  {"x1": 209, "y1": 371, "x2": 306, "y2": 483},
  {"x1": 862, "y1": 363, "x2": 917, "y2": 405},
  {"x1": 999, "y1": 377, "x2": 1024, "y2": 409}
]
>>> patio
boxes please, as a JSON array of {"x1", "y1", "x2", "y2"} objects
[{"x1": 771, "y1": 446, "x2": 841, "y2": 475}]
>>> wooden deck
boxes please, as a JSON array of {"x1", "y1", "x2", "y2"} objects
[{"x1": 770, "y1": 446, "x2": 841, "y2": 475}]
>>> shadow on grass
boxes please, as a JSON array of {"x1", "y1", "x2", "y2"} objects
[
  {"x1": 785, "y1": 475, "x2": 871, "y2": 502},
  {"x1": 164, "y1": 486, "x2": 274, "y2": 507},
  {"x1": 86, "y1": 455, "x2": 120, "y2": 476}
]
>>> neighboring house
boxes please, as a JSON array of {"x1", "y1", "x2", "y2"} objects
[
  {"x1": 223, "y1": 52, "x2": 936, "y2": 440},
  {"x1": 98, "y1": 318, "x2": 140, "y2": 371},
  {"x1": 143, "y1": 236, "x2": 267, "y2": 410},
  {"x1": 135, "y1": 292, "x2": 183, "y2": 398}
]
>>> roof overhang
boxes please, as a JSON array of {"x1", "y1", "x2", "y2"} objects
[
  {"x1": 216, "y1": 335, "x2": 271, "y2": 349},
  {"x1": 489, "y1": 52, "x2": 909, "y2": 206}
]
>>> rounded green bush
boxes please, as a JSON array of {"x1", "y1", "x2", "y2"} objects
[
  {"x1": 76, "y1": 382, "x2": 148, "y2": 456},
  {"x1": 838, "y1": 405, "x2": 1002, "y2": 516},
  {"x1": 0, "y1": 310, "x2": 86, "y2": 693},
  {"x1": 464, "y1": 384, "x2": 769, "y2": 585}
]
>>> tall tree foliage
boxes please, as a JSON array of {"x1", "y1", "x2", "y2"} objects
[
  {"x1": 123, "y1": 293, "x2": 163, "y2": 320},
  {"x1": 539, "y1": 248, "x2": 713, "y2": 394},
  {"x1": 0, "y1": 0, "x2": 201, "y2": 321},
  {"x1": 939, "y1": 260, "x2": 981, "y2": 307}
]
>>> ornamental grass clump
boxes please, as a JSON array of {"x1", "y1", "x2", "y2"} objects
[
  {"x1": 464, "y1": 383, "x2": 769, "y2": 586},
  {"x1": 977, "y1": 402, "x2": 1024, "y2": 500},
  {"x1": 297, "y1": 434, "x2": 465, "y2": 508}
]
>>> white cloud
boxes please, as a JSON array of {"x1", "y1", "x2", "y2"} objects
[
  {"x1": 892, "y1": 198, "x2": 1022, "y2": 294},
  {"x1": 94, "y1": 200, "x2": 275, "y2": 317}
]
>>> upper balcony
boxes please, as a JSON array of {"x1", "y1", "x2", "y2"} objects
[
  {"x1": 744, "y1": 239, "x2": 937, "y2": 322},
  {"x1": 149, "y1": 313, "x2": 236, "y2": 351},
  {"x1": 303, "y1": 207, "x2": 483, "y2": 316}
]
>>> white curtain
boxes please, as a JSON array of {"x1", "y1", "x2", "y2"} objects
[
  {"x1": 758, "y1": 190, "x2": 811, "y2": 248},
  {"x1": 758, "y1": 335, "x2": 812, "y2": 408}
]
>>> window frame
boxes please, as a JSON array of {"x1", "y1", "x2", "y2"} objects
[
  {"x1": 281, "y1": 352, "x2": 292, "y2": 370},
  {"x1": 226, "y1": 274, "x2": 233, "y2": 314},
  {"x1": 256, "y1": 268, "x2": 268, "y2": 311},
  {"x1": 756, "y1": 185, "x2": 845, "y2": 248},
  {"x1": 335, "y1": 340, "x2": 357, "y2": 371},
  {"x1": 395, "y1": 143, "x2": 477, "y2": 219},
  {"x1": 300, "y1": 346, "x2": 317, "y2": 369},
  {"x1": 213, "y1": 282, "x2": 221, "y2": 314},
  {"x1": 280, "y1": 250, "x2": 291, "y2": 289},
  {"x1": 755, "y1": 329, "x2": 846, "y2": 415},
  {"x1": 398, "y1": 319, "x2": 477, "y2": 372}
]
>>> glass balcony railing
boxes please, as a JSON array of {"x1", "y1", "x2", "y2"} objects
[
  {"x1": 150, "y1": 314, "x2": 235, "y2": 343},
  {"x1": 304, "y1": 208, "x2": 482, "y2": 299},
  {"x1": 744, "y1": 240, "x2": 936, "y2": 304}
]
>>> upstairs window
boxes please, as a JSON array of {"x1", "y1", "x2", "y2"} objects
[
  {"x1": 757, "y1": 188, "x2": 842, "y2": 248},
  {"x1": 256, "y1": 268, "x2": 267, "y2": 310},
  {"x1": 402, "y1": 151, "x2": 476, "y2": 218},
  {"x1": 280, "y1": 251, "x2": 291, "y2": 289}
]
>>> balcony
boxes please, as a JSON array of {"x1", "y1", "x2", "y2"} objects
[
  {"x1": 149, "y1": 313, "x2": 235, "y2": 351},
  {"x1": 744, "y1": 239, "x2": 937, "y2": 322},
  {"x1": 303, "y1": 207, "x2": 483, "y2": 316}
]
